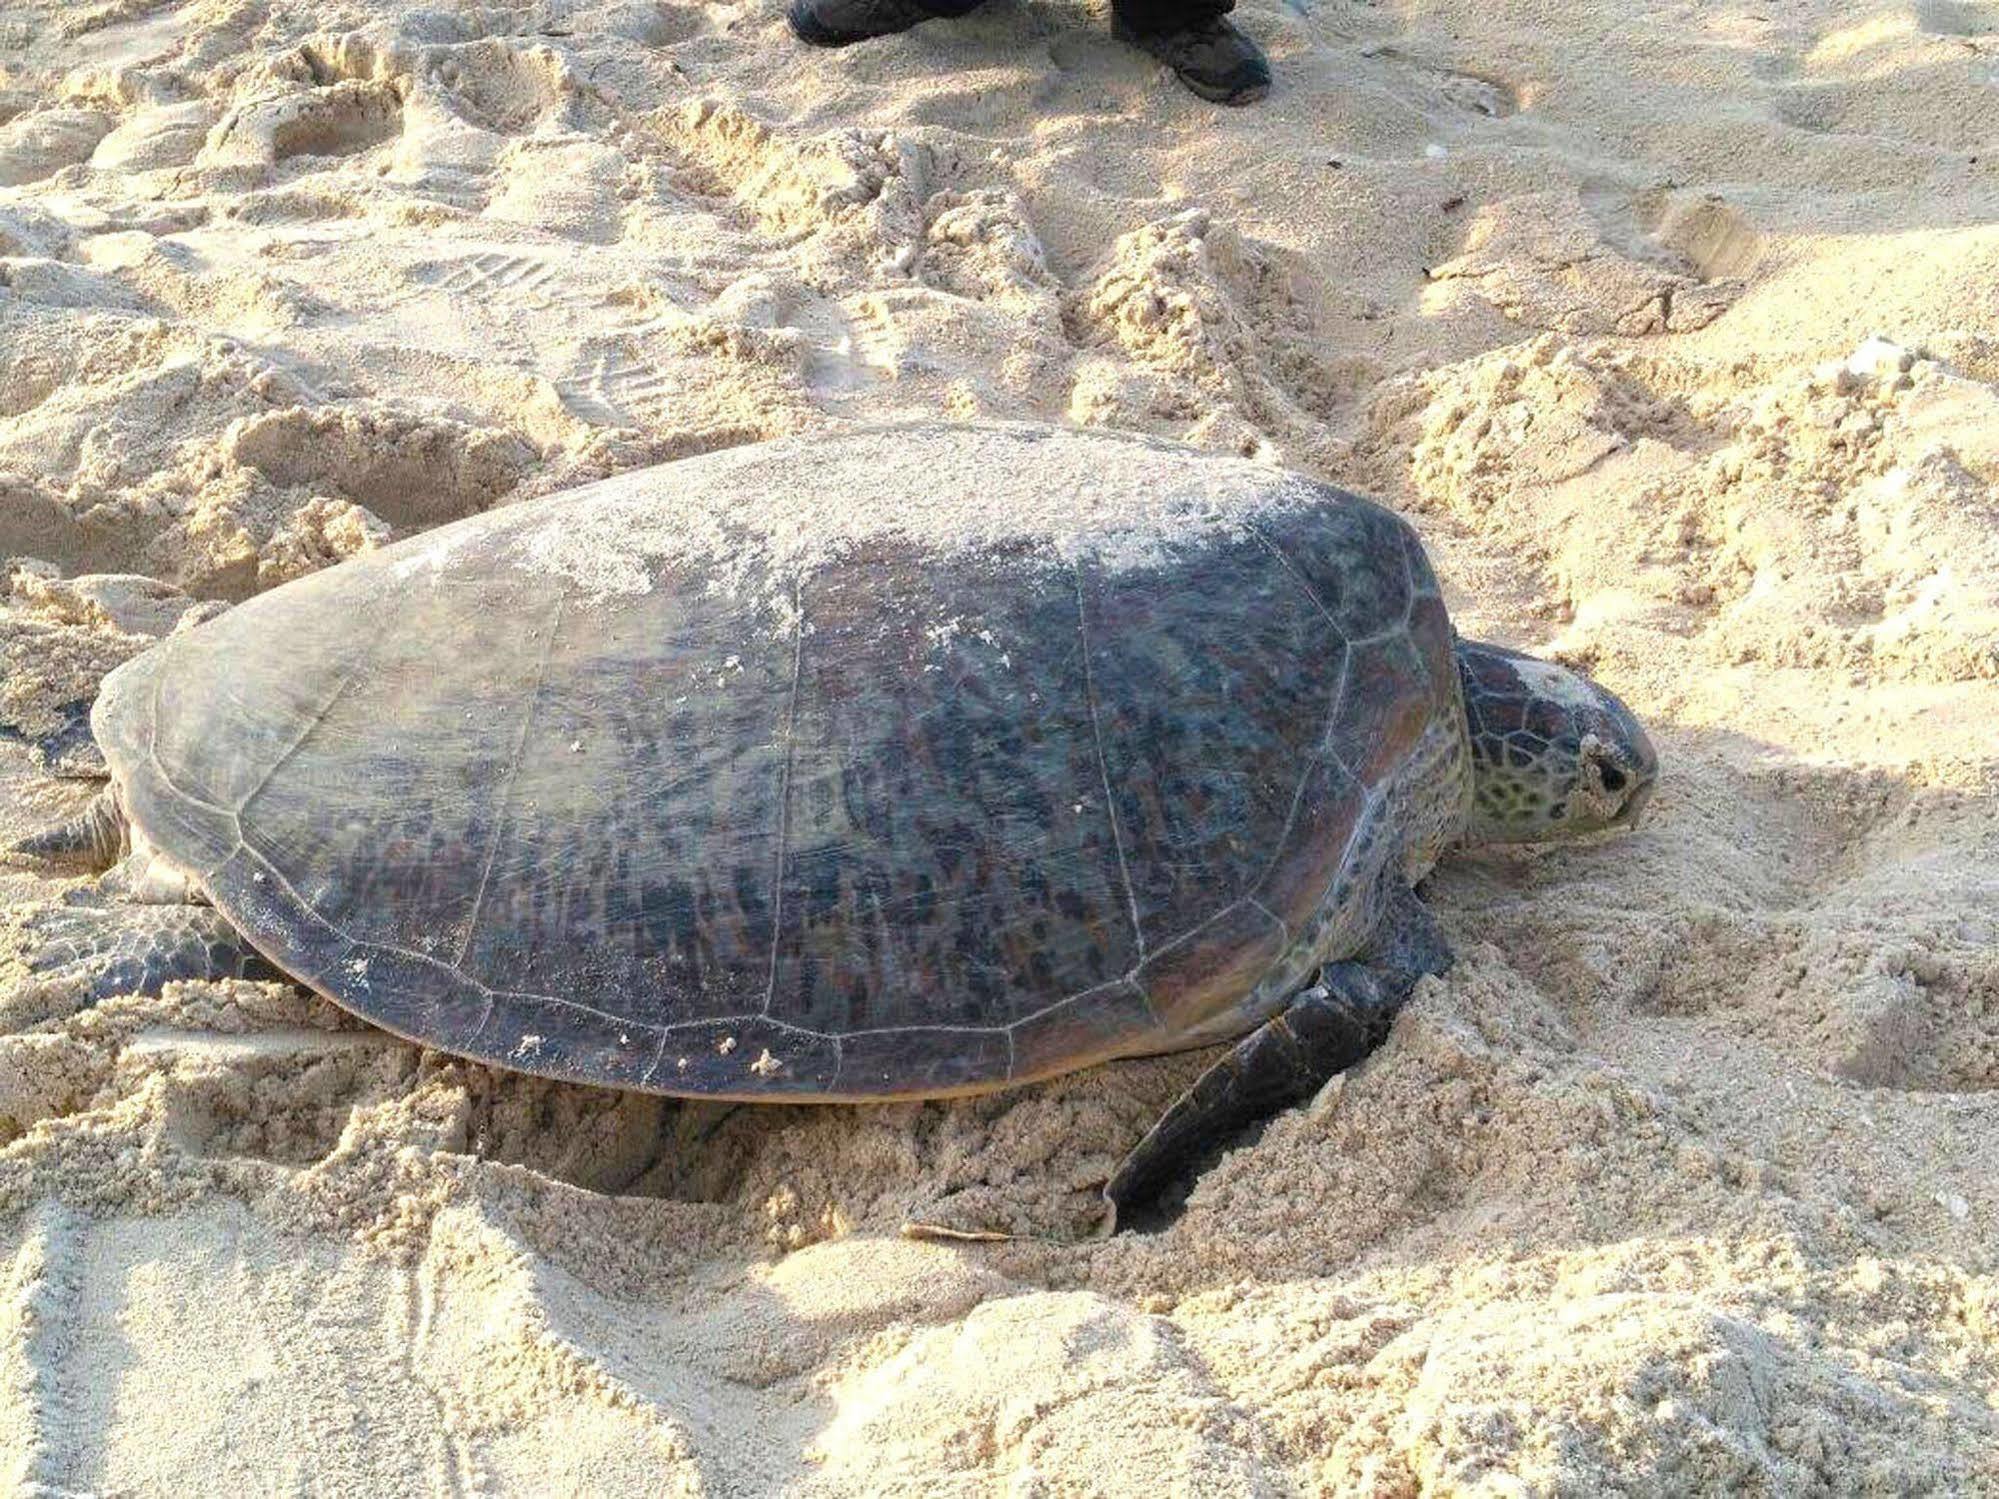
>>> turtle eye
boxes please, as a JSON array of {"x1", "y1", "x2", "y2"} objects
[{"x1": 1599, "y1": 763, "x2": 1628, "y2": 794}]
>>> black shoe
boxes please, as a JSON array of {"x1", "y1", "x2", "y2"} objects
[
  {"x1": 1112, "y1": 14, "x2": 1271, "y2": 104},
  {"x1": 787, "y1": 0, "x2": 966, "y2": 46}
]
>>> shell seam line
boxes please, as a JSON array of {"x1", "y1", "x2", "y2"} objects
[
  {"x1": 453, "y1": 593, "x2": 567, "y2": 969},
  {"x1": 762, "y1": 580, "x2": 806, "y2": 1016},
  {"x1": 213, "y1": 584, "x2": 405, "y2": 823},
  {"x1": 1071, "y1": 564, "x2": 1146, "y2": 965},
  {"x1": 1244, "y1": 519, "x2": 1346, "y2": 637},
  {"x1": 1247, "y1": 645, "x2": 1353, "y2": 899},
  {"x1": 233, "y1": 661, "x2": 366, "y2": 819},
  {"x1": 1247, "y1": 896, "x2": 1290, "y2": 943},
  {"x1": 144, "y1": 637, "x2": 228, "y2": 821}
]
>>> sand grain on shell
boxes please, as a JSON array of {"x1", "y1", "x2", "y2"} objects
[{"x1": 1, "y1": 0, "x2": 1998, "y2": 1488}]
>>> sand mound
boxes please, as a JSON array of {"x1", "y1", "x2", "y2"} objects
[{"x1": 0, "y1": 0, "x2": 1996, "y2": 1487}]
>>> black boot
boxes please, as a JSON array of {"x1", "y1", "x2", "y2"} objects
[
  {"x1": 788, "y1": 0, "x2": 983, "y2": 46},
  {"x1": 1112, "y1": 14, "x2": 1271, "y2": 105}
]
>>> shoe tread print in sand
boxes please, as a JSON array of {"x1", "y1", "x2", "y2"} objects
[{"x1": 14, "y1": 424, "x2": 1656, "y2": 1231}]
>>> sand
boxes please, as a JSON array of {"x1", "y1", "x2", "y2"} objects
[{"x1": 0, "y1": 0, "x2": 1995, "y2": 1488}]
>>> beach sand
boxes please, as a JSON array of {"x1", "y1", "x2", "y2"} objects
[{"x1": 0, "y1": 0, "x2": 1996, "y2": 1488}]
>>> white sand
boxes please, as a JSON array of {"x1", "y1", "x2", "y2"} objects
[{"x1": 2, "y1": 0, "x2": 1998, "y2": 1487}]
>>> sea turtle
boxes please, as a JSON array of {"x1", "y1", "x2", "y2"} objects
[{"x1": 12, "y1": 423, "x2": 1657, "y2": 1221}]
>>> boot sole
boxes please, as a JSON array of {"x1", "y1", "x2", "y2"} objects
[
  {"x1": 788, "y1": 0, "x2": 929, "y2": 45},
  {"x1": 1110, "y1": 18, "x2": 1271, "y2": 104}
]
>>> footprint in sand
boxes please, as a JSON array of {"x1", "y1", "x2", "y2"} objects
[
  {"x1": 1767, "y1": 9, "x2": 1999, "y2": 154},
  {"x1": 1636, "y1": 192, "x2": 1763, "y2": 283},
  {"x1": 1430, "y1": 187, "x2": 1751, "y2": 337},
  {"x1": 410, "y1": 249, "x2": 572, "y2": 303},
  {"x1": 425, "y1": 39, "x2": 581, "y2": 135},
  {"x1": 1359, "y1": 45, "x2": 1524, "y2": 119},
  {"x1": 555, "y1": 344, "x2": 678, "y2": 426},
  {"x1": 198, "y1": 80, "x2": 406, "y2": 172}
]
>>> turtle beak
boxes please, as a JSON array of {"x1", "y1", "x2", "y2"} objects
[
  {"x1": 1606, "y1": 718, "x2": 1659, "y2": 830},
  {"x1": 1578, "y1": 686, "x2": 1658, "y2": 833}
]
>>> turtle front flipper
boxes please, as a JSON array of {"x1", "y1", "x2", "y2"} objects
[
  {"x1": 16, "y1": 904, "x2": 276, "y2": 1004},
  {"x1": 1104, "y1": 890, "x2": 1452, "y2": 1232}
]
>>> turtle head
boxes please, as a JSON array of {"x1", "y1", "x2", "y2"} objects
[{"x1": 1455, "y1": 640, "x2": 1657, "y2": 845}]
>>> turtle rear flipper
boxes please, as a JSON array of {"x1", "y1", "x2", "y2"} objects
[
  {"x1": 18, "y1": 904, "x2": 274, "y2": 1004},
  {"x1": 10, "y1": 786, "x2": 126, "y2": 873}
]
